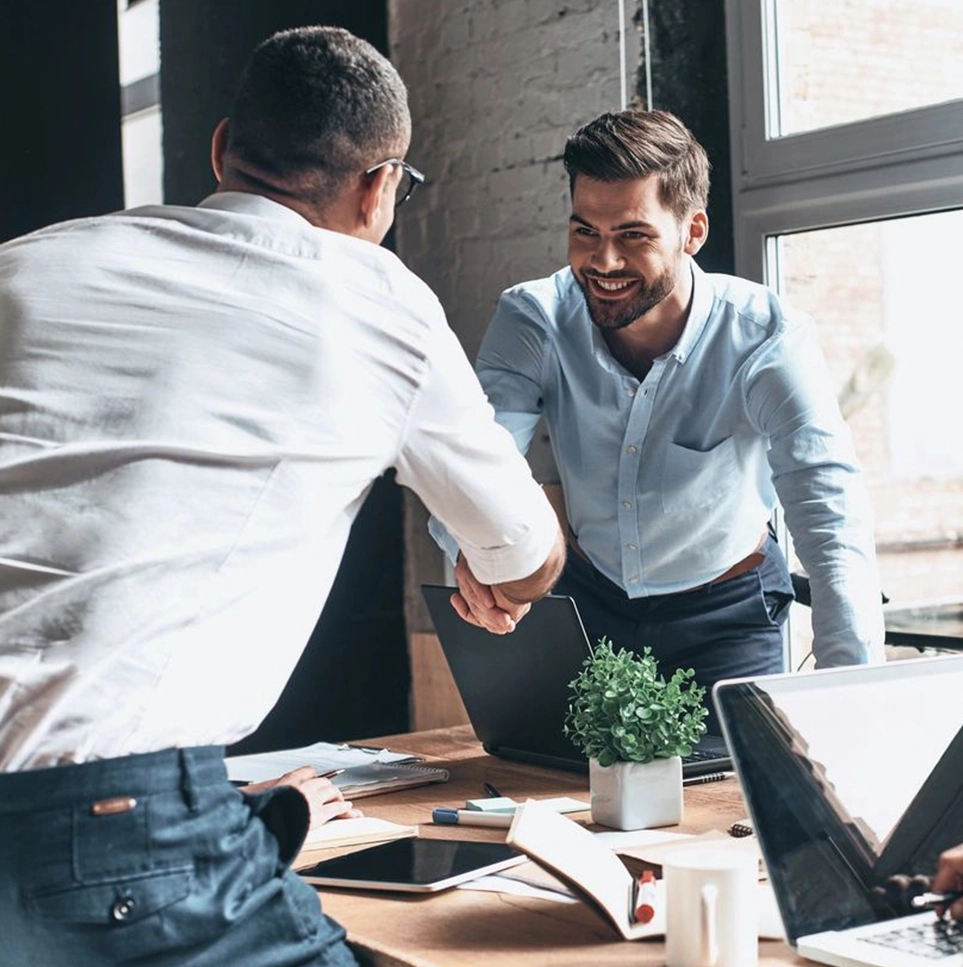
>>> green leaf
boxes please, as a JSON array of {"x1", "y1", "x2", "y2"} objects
[{"x1": 563, "y1": 635, "x2": 709, "y2": 765}]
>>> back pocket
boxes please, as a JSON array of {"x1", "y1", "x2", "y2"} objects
[{"x1": 26, "y1": 865, "x2": 194, "y2": 924}]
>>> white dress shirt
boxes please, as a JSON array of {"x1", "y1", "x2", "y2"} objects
[{"x1": 0, "y1": 192, "x2": 558, "y2": 770}]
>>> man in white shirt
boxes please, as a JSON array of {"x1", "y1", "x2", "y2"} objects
[{"x1": 0, "y1": 26, "x2": 563, "y2": 967}]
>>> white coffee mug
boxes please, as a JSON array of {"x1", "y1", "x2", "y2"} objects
[{"x1": 664, "y1": 846, "x2": 758, "y2": 967}]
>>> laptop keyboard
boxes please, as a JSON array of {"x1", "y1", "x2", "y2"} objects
[
  {"x1": 683, "y1": 748, "x2": 723, "y2": 762},
  {"x1": 860, "y1": 919, "x2": 963, "y2": 960}
]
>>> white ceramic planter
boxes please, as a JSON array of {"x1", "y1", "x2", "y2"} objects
[{"x1": 589, "y1": 755, "x2": 683, "y2": 830}]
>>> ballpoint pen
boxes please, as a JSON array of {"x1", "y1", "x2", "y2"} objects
[
  {"x1": 682, "y1": 772, "x2": 731, "y2": 786},
  {"x1": 910, "y1": 890, "x2": 963, "y2": 911},
  {"x1": 319, "y1": 769, "x2": 345, "y2": 780}
]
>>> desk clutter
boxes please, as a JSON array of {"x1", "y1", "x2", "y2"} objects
[
  {"x1": 301, "y1": 798, "x2": 780, "y2": 943},
  {"x1": 432, "y1": 794, "x2": 590, "y2": 827}
]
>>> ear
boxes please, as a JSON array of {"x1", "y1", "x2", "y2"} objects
[
  {"x1": 683, "y1": 209, "x2": 709, "y2": 256},
  {"x1": 211, "y1": 118, "x2": 230, "y2": 183},
  {"x1": 358, "y1": 163, "x2": 394, "y2": 232}
]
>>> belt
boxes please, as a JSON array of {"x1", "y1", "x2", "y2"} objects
[
  {"x1": 675, "y1": 548, "x2": 766, "y2": 595},
  {"x1": 566, "y1": 529, "x2": 768, "y2": 597}
]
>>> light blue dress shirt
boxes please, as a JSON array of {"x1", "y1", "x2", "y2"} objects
[{"x1": 451, "y1": 259, "x2": 884, "y2": 667}]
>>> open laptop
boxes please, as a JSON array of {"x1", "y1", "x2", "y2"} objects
[
  {"x1": 422, "y1": 584, "x2": 731, "y2": 777},
  {"x1": 714, "y1": 655, "x2": 963, "y2": 967}
]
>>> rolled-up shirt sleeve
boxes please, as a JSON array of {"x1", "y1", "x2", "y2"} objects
[
  {"x1": 474, "y1": 290, "x2": 548, "y2": 457},
  {"x1": 747, "y1": 315, "x2": 885, "y2": 667},
  {"x1": 396, "y1": 316, "x2": 559, "y2": 587}
]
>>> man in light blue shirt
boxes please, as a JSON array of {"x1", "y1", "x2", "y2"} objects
[{"x1": 439, "y1": 109, "x2": 884, "y2": 701}]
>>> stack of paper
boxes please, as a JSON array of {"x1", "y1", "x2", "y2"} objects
[
  {"x1": 225, "y1": 741, "x2": 419, "y2": 784},
  {"x1": 224, "y1": 742, "x2": 449, "y2": 798}
]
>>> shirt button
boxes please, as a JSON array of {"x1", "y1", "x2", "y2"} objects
[
  {"x1": 622, "y1": 501, "x2": 633, "y2": 509},
  {"x1": 627, "y1": 575, "x2": 639, "y2": 584},
  {"x1": 627, "y1": 387, "x2": 636, "y2": 397},
  {"x1": 626, "y1": 445, "x2": 637, "y2": 455},
  {"x1": 626, "y1": 543, "x2": 637, "y2": 550},
  {"x1": 111, "y1": 896, "x2": 136, "y2": 921}
]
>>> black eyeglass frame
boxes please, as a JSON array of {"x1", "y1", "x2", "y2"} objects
[{"x1": 364, "y1": 158, "x2": 425, "y2": 207}]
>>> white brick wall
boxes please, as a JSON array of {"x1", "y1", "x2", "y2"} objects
[
  {"x1": 390, "y1": 0, "x2": 641, "y2": 628},
  {"x1": 389, "y1": 0, "x2": 640, "y2": 361}
]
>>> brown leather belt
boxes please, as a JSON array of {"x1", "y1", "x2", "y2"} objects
[
  {"x1": 675, "y1": 548, "x2": 766, "y2": 595},
  {"x1": 566, "y1": 528, "x2": 768, "y2": 596}
]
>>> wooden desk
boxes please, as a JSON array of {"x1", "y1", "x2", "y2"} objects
[{"x1": 299, "y1": 726, "x2": 807, "y2": 967}]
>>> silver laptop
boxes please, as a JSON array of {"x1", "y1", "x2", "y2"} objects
[
  {"x1": 714, "y1": 656, "x2": 963, "y2": 967},
  {"x1": 422, "y1": 584, "x2": 731, "y2": 777}
]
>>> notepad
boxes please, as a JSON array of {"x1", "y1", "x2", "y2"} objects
[
  {"x1": 332, "y1": 762, "x2": 449, "y2": 799},
  {"x1": 299, "y1": 816, "x2": 417, "y2": 853},
  {"x1": 225, "y1": 740, "x2": 421, "y2": 785}
]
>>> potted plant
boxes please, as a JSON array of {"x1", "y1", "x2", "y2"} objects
[{"x1": 564, "y1": 639, "x2": 708, "y2": 830}]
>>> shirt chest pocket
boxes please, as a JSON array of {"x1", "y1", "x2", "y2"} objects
[{"x1": 660, "y1": 436, "x2": 740, "y2": 513}]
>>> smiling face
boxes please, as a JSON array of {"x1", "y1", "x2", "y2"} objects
[{"x1": 568, "y1": 174, "x2": 706, "y2": 331}]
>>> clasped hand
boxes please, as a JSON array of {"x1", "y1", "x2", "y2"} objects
[{"x1": 450, "y1": 554, "x2": 530, "y2": 634}]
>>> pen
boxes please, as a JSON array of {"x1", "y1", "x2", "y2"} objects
[
  {"x1": 910, "y1": 890, "x2": 963, "y2": 911},
  {"x1": 319, "y1": 769, "x2": 345, "y2": 780},
  {"x1": 484, "y1": 782, "x2": 502, "y2": 798},
  {"x1": 432, "y1": 807, "x2": 514, "y2": 828},
  {"x1": 683, "y1": 772, "x2": 730, "y2": 786}
]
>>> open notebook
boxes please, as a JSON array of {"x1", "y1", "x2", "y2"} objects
[
  {"x1": 506, "y1": 800, "x2": 663, "y2": 940},
  {"x1": 299, "y1": 816, "x2": 417, "y2": 853}
]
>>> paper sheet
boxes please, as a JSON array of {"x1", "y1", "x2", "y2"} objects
[{"x1": 224, "y1": 741, "x2": 417, "y2": 784}]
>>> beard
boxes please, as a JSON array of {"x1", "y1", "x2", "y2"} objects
[{"x1": 577, "y1": 260, "x2": 681, "y2": 331}]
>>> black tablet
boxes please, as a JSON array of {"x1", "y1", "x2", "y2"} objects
[{"x1": 298, "y1": 837, "x2": 524, "y2": 893}]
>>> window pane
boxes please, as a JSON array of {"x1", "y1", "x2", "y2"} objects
[
  {"x1": 772, "y1": 211, "x2": 963, "y2": 664},
  {"x1": 770, "y1": 0, "x2": 963, "y2": 137}
]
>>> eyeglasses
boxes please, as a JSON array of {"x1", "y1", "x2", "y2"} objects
[{"x1": 364, "y1": 158, "x2": 425, "y2": 208}]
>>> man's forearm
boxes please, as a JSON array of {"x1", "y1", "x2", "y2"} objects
[{"x1": 493, "y1": 528, "x2": 566, "y2": 606}]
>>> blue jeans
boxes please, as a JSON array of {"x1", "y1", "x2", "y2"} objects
[
  {"x1": 554, "y1": 535, "x2": 794, "y2": 732},
  {"x1": 0, "y1": 746, "x2": 359, "y2": 967}
]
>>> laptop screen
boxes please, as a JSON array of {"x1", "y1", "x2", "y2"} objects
[
  {"x1": 714, "y1": 655, "x2": 963, "y2": 945},
  {"x1": 421, "y1": 585, "x2": 593, "y2": 769}
]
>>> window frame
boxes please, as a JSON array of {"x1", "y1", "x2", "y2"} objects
[
  {"x1": 724, "y1": 0, "x2": 963, "y2": 667},
  {"x1": 725, "y1": 0, "x2": 963, "y2": 284}
]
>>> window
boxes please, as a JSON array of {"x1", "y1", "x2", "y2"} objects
[
  {"x1": 769, "y1": 0, "x2": 963, "y2": 137},
  {"x1": 725, "y1": 0, "x2": 963, "y2": 667}
]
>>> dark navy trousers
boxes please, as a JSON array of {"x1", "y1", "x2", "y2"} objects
[
  {"x1": 554, "y1": 535, "x2": 795, "y2": 731},
  {"x1": 0, "y1": 746, "x2": 358, "y2": 967}
]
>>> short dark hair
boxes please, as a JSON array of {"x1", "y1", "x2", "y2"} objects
[
  {"x1": 563, "y1": 110, "x2": 710, "y2": 219},
  {"x1": 227, "y1": 26, "x2": 410, "y2": 203}
]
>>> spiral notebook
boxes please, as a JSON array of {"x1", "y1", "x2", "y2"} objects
[
  {"x1": 225, "y1": 741, "x2": 449, "y2": 799},
  {"x1": 331, "y1": 762, "x2": 450, "y2": 799}
]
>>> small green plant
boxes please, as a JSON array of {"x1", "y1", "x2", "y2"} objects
[{"x1": 564, "y1": 638, "x2": 708, "y2": 767}]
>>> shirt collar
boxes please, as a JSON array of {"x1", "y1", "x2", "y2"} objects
[
  {"x1": 197, "y1": 191, "x2": 314, "y2": 228},
  {"x1": 670, "y1": 259, "x2": 713, "y2": 364},
  {"x1": 584, "y1": 259, "x2": 714, "y2": 373}
]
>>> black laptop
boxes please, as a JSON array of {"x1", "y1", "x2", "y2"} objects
[
  {"x1": 714, "y1": 655, "x2": 963, "y2": 967},
  {"x1": 422, "y1": 584, "x2": 731, "y2": 777}
]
